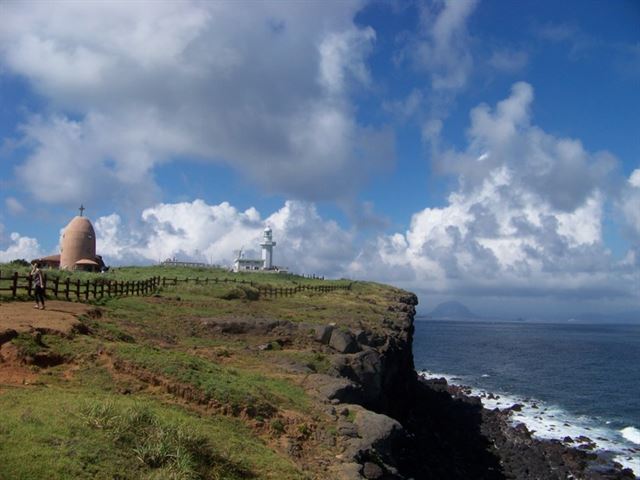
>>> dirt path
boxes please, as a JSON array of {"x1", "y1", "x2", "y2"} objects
[
  {"x1": 0, "y1": 300, "x2": 93, "y2": 388},
  {"x1": 0, "y1": 300, "x2": 91, "y2": 335}
]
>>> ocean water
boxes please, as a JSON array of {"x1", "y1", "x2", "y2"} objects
[{"x1": 413, "y1": 320, "x2": 640, "y2": 477}]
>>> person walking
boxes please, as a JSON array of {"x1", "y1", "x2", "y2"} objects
[{"x1": 31, "y1": 261, "x2": 46, "y2": 310}]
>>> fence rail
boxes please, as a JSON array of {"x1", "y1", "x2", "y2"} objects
[{"x1": 0, "y1": 271, "x2": 351, "y2": 302}]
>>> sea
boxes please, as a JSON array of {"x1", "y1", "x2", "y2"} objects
[{"x1": 413, "y1": 320, "x2": 640, "y2": 477}]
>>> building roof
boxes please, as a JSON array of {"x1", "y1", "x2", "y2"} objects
[
  {"x1": 65, "y1": 216, "x2": 96, "y2": 235},
  {"x1": 39, "y1": 254, "x2": 61, "y2": 262},
  {"x1": 75, "y1": 259, "x2": 99, "y2": 266}
]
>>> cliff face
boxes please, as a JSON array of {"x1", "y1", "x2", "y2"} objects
[{"x1": 317, "y1": 292, "x2": 635, "y2": 480}]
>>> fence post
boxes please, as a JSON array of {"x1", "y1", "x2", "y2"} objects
[
  {"x1": 54, "y1": 276, "x2": 60, "y2": 298},
  {"x1": 93, "y1": 280, "x2": 98, "y2": 299},
  {"x1": 75, "y1": 279, "x2": 81, "y2": 300},
  {"x1": 65, "y1": 278, "x2": 70, "y2": 301},
  {"x1": 11, "y1": 272, "x2": 18, "y2": 297},
  {"x1": 85, "y1": 280, "x2": 90, "y2": 300},
  {"x1": 100, "y1": 282, "x2": 104, "y2": 299},
  {"x1": 26, "y1": 273, "x2": 33, "y2": 297}
]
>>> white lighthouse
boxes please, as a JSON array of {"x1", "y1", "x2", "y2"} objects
[{"x1": 260, "y1": 226, "x2": 276, "y2": 270}]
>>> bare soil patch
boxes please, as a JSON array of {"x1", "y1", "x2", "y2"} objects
[
  {"x1": 0, "y1": 300, "x2": 91, "y2": 336},
  {"x1": 0, "y1": 343, "x2": 38, "y2": 386}
]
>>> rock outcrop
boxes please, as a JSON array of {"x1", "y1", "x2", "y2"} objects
[{"x1": 312, "y1": 291, "x2": 634, "y2": 480}]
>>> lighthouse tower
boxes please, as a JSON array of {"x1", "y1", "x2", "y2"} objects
[{"x1": 260, "y1": 226, "x2": 276, "y2": 270}]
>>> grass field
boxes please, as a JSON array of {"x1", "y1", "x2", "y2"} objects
[{"x1": 0, "y1": 264, "x2": 408, "y2": 479}]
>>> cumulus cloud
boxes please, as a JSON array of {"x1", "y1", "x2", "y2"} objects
[
  {"x1": 434, "y1": 82, "x2": 616, "y2": 211},
  {"x1": 1, "y1": 1, "x2": 391, "y2": 207},
  {"x1": 0, "y1": 229, "x2": 43, "y2": 262},
  {"x1": 94, "y1": 199, "x2": 355, "y2": 276},
  {"x1": 352, "y1": 83, "x2": 637, "y2": 304}
]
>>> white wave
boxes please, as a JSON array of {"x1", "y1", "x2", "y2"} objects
[
  {"x1": 418, "y1": 370, "x2": 639, "y2": 478},
  {"x1": 418, "y1": 370, "x2": 462, "y2": 384},
  {"x1": 481, "y1": 374, "x2": 490, "y2": 378},
  {"x1": 614, "y1": 454, "x2": 640, "y2": 479},
  {"x1": 621, "y1": 426, "x2": 640, "y2": 445}
]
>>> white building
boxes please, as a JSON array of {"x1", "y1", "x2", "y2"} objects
[{"x1": 232, "y1": 227, "x2": 280, "y2": 272}]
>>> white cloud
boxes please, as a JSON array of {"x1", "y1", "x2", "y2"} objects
[
  {"x1": 351, "y1": 83, "x2": 637, "y2": 303},
  {"x1": 318, "y1": 26, "x2": 376, "y2": 96},
  {"x1": 94, "y1": 199, "x2": 355, "y2": 276},
  {"x1": 0, "y1": 231, "x2": 43, "y2": 262},
  {"x1": 621, "y1": 169, "x2": 640, "y2": 238},
  {"x1": 412, "y1": 0, "x2": 478, "y2": 91},
  {"x1": 434, "y1": 82, "x2": 616, "y2": 212},
  {"x1": 1, "y1": 1, "x2": 391, "y2": 207}
]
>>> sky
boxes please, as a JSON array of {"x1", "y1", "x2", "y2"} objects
[{"x1": 1, "y1": 0, "x2": 639, "y2": 318}]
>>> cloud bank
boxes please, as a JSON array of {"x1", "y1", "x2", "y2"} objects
[
  {"x1": 3, "y1": 81, "x2": 636, "y2": 314},
  {"x1": 1, "y1": 1, "x2": 392, "y2": 208}
]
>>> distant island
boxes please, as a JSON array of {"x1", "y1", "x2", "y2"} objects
[{"x1": 424, "y1": 300, "x2": 481, "y2": 320}]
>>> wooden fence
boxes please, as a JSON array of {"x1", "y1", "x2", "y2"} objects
[{"x1": 0, "y1": 271, "x2": 351, "y2": 302}]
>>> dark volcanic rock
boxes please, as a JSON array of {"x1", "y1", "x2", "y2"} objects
[
  {"x1": 329, "y1": 329, "x2": 360, "y2": 353},
  {"x1": 309, "y1": 292, "x2": 632, "y2": 480},
  {"x1": 362, "y1": 462, "x2": 383, "y2": 479},
  {"x1": 314, "y1": 324, "x2": 334, "y2": 344}
]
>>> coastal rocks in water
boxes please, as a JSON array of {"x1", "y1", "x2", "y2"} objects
[
  {"x1": 329, "y1": 329, "x2": 360, "y2": 354},
  {"x1": 362, "y1": 461, "x2": 384, "y2": 479}
]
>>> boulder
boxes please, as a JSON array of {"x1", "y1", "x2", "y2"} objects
[
  {"x1": 353, "y1": 409, "x2": 403, "y2": 454},
  {"x1": 342, "y1": 407, "x2": 404, "y2": 464},
  {"x1": 329, "y1": 329, "x2": 360, "y2": 353},
  {"x1": 304, "y1": 373, "x2": 363, "y2": 404},
  {"x1": 362, "y1": 462, "x2": 384, "y2": 479},
  {"x1": 314, "y1": 325, "x2": 334, "y2": 344},
  {"x1": 330, "y1": 463, "x2": 364, "y2": 480}
]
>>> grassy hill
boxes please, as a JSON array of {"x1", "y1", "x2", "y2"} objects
[{"x1": 0, "y1": 265, "x2": 409, "y2": 479}]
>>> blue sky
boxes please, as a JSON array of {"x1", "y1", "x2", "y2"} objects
[{"x1": 1, "y1": 0, "x2": 639, "y2": 317}]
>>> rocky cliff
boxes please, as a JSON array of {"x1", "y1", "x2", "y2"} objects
[{"x1": 312, "y1": 292, "x2": 635, "y2": 480}]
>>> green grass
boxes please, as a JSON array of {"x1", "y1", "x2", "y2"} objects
[
  {"x1": 113, "y1": 344, "x2": 309, "y2": 417},
  {"x1": 0, "y1": 265, "x2": 413, "y2": 478},
  {"x1": 0, "y1": 388, "x2": 306, "y2": 480}
]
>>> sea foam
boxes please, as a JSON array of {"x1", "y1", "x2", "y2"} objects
[
  {"x1": 621, "y1": 426, "x2": 640, "y2": 445},
  {"x1": 419, "y1": 370, "x2": 639, "y2": 478}
]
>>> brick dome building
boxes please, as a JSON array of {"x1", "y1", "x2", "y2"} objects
[{"x1": 34, "y1": 208, "x2": 105, "y2": 272}]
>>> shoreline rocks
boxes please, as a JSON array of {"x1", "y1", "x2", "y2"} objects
[{"x1": 317, "y1": 292, "x2": 635, "y2": 479}]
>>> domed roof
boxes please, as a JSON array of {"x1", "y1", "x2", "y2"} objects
[
  {"x1": 65, "y1": 216, "x2": 96, "y2": 235},
  {"x1": 264, "y1": 226, "x2": 272, "y2": 232}
]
